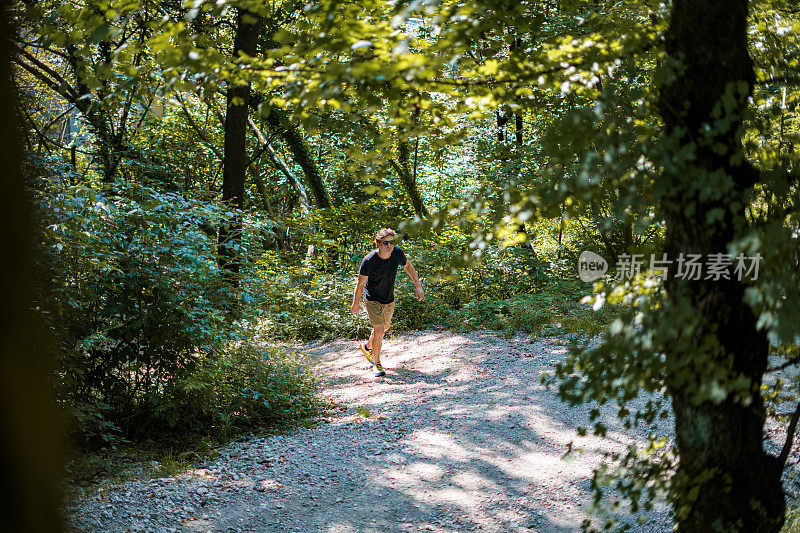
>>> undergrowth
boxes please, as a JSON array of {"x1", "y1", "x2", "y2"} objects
[
  {"x1": 171, "y1": 345, "x2": 329, "y2": 440},
  {"x1": 444, "y1": 283, "x2": 617, "y2": 338},
  {"x1": 244, "y1": 247, "x2": 615, "y2": 342},
  {"x1": 784, "y1": 503, "x2": 800, "y2": 533}
]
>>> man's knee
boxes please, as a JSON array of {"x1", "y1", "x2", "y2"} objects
[{"x1": 373, "y1": 324, "x2": 387, "y2": 337}]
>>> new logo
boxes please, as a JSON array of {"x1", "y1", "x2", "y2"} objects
[{"x1": 578, "y1": 251, "x2": 608, "y2": 282}]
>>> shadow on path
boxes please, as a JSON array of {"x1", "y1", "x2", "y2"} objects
[{"x1": 208, "y1": 329, "x2": 673, "y2": 532}]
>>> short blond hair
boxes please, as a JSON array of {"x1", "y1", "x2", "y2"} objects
[{"x1": 374, "y1": 228, "x2": 396, "y2": 242}]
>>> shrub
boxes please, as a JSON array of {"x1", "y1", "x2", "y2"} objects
[
  {"x1": 241, "y1": 239, "x2": 600, "y2": 341},
  {"x1": 241, "y1": 261, "x2": 359, "y2": 341},
  {"x1": 164, "y1": 344, "x2": 326, "y2": 439},
  {"x1": 411, "y1": 242, "x2": 551, "y2": 305},
  {"x1": 31, "y1": 164, "x2": 236, "y2": 442},
  {"x1": 445, "y1": 282, "x2": 617, "y2": 338}
]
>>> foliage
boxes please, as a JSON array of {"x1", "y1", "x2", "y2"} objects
[
  {"x1": 31, "y1": 156, "x2": 328, "y2": 442},
  {"x1": 354, "y1": 404, "x2": 372, "y2": 418},
  {"x1": 171, "y1": 344, "x2": 326, "y2": 439},
  {"x1": 446, "y1": 281, "x2": 617, "y2": 338},
  {"x1": 783, "y1": 503, "x2": 800, "y2": 533},
  {"x1": 15, "y1": 0, "x2": 800, "y2": 529},
  {"x1": 240, "y1": 233, "x2": 593, "y2": 342}
]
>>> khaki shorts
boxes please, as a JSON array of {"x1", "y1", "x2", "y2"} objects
[{"x1": 364, "y1": 300, "x2": 395, "y2": 327}]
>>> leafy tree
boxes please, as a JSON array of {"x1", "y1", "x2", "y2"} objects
[
  {"x1": 12, "y1": 0, "x2": 168, "y2": 182},
  {"x1": 650, "y1": 2, "x2": 787, "y2": 529},
  {"x1": 14, "y1": 0, "x2": 800, "y2": 528}
]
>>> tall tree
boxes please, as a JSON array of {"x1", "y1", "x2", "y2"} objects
[
  {"x1": 657, "y1": 1, "x2": 785, "y2": 529},
  {"x1": 219, "y1": 9, "x2": 261, "y2": 281}
]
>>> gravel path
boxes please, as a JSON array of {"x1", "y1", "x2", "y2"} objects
[{"x1": 64, "y1": 329, "x2": 684, "y2": 532}]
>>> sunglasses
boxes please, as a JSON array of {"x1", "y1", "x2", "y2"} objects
[{"x1": 377, "y1": 240, "x2": 394, "y2": 245}]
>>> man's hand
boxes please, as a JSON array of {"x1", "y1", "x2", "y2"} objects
[
  {"x1": 351, "y1": 302, "x2": 360, "y2": 315},
  {"x1": 415, "y1": 284, "x2": 424, "y2": 301}
]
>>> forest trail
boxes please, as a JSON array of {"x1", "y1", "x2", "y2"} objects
[{"x1": 66, "y1": 329, "x2": 673, "y2": 533}]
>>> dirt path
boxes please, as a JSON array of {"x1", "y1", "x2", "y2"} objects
[{"x1": 66, "y1": 329, "x2": 674, "y2": 532}]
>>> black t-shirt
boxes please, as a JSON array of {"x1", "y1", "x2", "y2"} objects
[{"x1": 359, "y1": 247, "x2": 407, "y2": 304}]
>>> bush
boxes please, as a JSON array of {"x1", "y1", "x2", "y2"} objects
[
  {"x1": 240, "y1": 239, "x2": 600, "y2": 341},
  {"x1": 164, "y1": 344, "x2": 326, "y2": 439},
  {"x1": 411, "y1": 242, "x2": 551, "y2": 305},
  {"x1": 241, "y1": 246, "x2": 458, "y2": 341},
  {"x1": 32, "y1": 165, "x2": 327, "y2": 443},
  {"x1": 241, "y1": 261, "x2": 361, "y2": 341},
  {"x1": 445, "y1": 282, "x2": 617, "y2": 337},
  {"x1": 31, "y1": 164, "x2": 236, "y2": 442}
]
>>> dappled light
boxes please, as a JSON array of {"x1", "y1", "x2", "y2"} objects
[
  {"x1": 270, "y1": 329, "x2": 674, "y2": 532},
  {"x1": 10, "y1": 0, "x2": 798, "y2": 530}
]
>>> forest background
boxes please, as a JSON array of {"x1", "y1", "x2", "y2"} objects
[{"x1": 5, "y1": 0, "x2": 800, "y2": 531}]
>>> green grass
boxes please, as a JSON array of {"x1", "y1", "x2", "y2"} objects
[
  {"x1": 153, "y1": 449, "x2": 190, "y2": 477},
  {"x1": 354, "y1": 404, "x2": 372, "y2": 418},
  {"x1": 783, "y1": 503, "x2": 800, "y2": 533}
]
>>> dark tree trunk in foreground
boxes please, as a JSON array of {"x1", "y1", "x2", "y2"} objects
[
  {"x1": 219, "y1": 10, "x2": 260, "y2": 282},
  {"x1": 1, "y1": 0, "x2": 64, "y2": 529},
  {"x1": 658, "y1": 1, "x2": 785, "y2": 530}
]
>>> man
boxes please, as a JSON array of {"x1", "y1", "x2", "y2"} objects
[{"x1": 350, "y1": 228, "x2": 424, "y2": 376}]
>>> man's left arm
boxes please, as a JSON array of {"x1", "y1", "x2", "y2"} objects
[{"x1": 404, "y1": 260, "x2": 424, "y2": 301}]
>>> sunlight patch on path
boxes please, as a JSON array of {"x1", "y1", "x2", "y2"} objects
[{"x1": 300, "y1": 329, "x2": 673, "y2": 532}]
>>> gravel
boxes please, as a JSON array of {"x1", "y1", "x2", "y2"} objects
[{"x1": 64, "y1": 329, "x2": 798, "y2": 532}]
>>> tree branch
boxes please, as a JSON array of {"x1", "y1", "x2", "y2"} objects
[
  {"x1": 178, "y1": 96, "x2": 224, "y2": 160},
  {"x1": 779, "y1": 401, "x2": 800, "y2": 468},
  {"x1": 12, "y1": 55, "x2": 78, "y2": 104},
  {"x1": 128, "y1": 90, "x2": 159, "y2": 141},
  {"x1": 248, "y1": 115, "x2": 311, "y2": 212},
  {"x1": 14, "y1": 39, "x2": 69, "y2": 60},
  {"x1": 17, "y1": 104, "x2": 54, "y2": 156},
  {"x1": 14, "y1": 47, "x2": 78, "y2": 99},
  {"x1": 767, "y1": 353, "x2": 800, "y2": 373},
  {"x1": 39, "y1": 104, "x2": 76, "y2": 136}
]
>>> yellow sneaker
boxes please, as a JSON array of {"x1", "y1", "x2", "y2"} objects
[{"x1": 359, "y1": 343, "x2": 375, "y2": 364}]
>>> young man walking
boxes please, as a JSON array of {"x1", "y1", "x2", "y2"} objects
[{"x1": 350, "y1": 228, "x2": 424, "y2": 376}]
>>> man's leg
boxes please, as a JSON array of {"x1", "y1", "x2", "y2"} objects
[
  {"x1": 370, "y1": 302, "x2": 394, "y2": 364},
  {"x1": 368, "y1": 324, "x2": 386, "y2": 364},
  {"x1": 363, "y1": 301, "x2": 380, "y2": 361}
]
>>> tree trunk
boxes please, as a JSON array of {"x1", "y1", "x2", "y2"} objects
[
  {"x1": 394, "y1": 140, "x2": 430, "y2": 218},
  {"x1": 247, "y1": 115, "x2": 312, "y2": 213},
  {"x1": 64, "y1": 46, "x2": 125, "y2": 182},
  {"x1": 219, "y1": 9, "x2": 261, "y2": 283},
  {"x1": 265, "y1": 109, "x2": 331, "y2": 208},
  {"x1": 657, "y1": 1, "x2": 785, "y2": 530},
  {"x1": 1, "y1": 0, "x2": 64, "y2": 527},
  {"x1": 496, "y1": 109, "x2": 510, "y2": 142}
]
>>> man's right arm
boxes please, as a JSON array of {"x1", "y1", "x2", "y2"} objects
[{"x1": 351, "y1": 274, "x2": 368, "y2": 315}]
